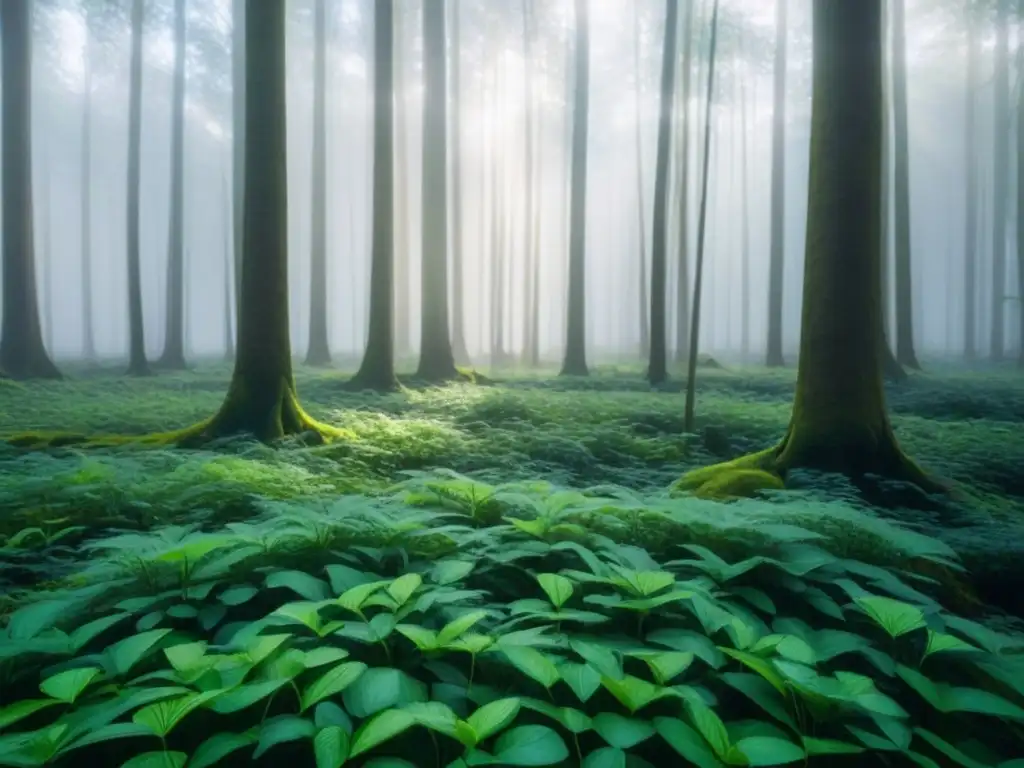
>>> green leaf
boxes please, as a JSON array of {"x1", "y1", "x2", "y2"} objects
[
  {"x1": 350, "y1": 709, "x2": 417, "y2": 758},
  {"x1": 719, "y1": 647, "x2": 786, "y2": 694},
  {"x1": 685, "y1": 699, "x2": 730, "y2": 759},
  {"x1": 626, "y1": 651, "x2": 694, "y2": 685},
  {"x1": 314, "y1": 726, "x2": 350, "y2": 768},
  {"x1": 0, "y1": 699, "x2": 60, "y2": 732},
  {"x1": 387, "y1": 574, "x2": 422, "y2": 607},
  {"x1": 39, "y1": 667, "x2": 102, "y2": 705},
  {"x1": 437, "y1": 610, "x2": 489, "y2": 645},
  {"x1": 591, "y1": 713, "x2": 655, "y2": 749},
  {"x1": 923, "y1": 630, "x2": 978, "y2": 660},
  {"x1": 502, "y1": 646, "x2": 561, "y2": 689},
  {"x1": 69, "y1": 612, "x2": 132, "y2": 651},
  {"x1": 653, "y1": 717, "x2": 723, "y2": 768},
  {"x1": 395, "y1": 624, "x2": 438, "y2": 651},
  {"x1": 467, "y1": 697, "x2": 521, "y2": 743},
  {"x1": 570, "y1": 639, "x2": 623, "y2": 680},
  {"x1": 911, "y1": 729, "x2": 992, "y2": 768},
  {"x1": 721, "y1": 673, "x2": 796, "y2": 730},
  {"x1": 854, "y1": 596, "x2": 926, "y2": 638},
  {"x1": 402, "y1": 701, "x2": 459, "y2": 738},
  {"x1": 132, "y1": 691, "x2": 223, "y2": 738},
  {"x1": 583, "y1": 747, "x2": 628, "y2": 768},
  {"x1": 219, "y1": 585, "x2": 260, "y2": 606},
  {"x1": 559, "y1": 663, "x2": 602, "y2": 703},
  {"x1": 254, "y1": 716, "x2": 317, "y2": 759},
  {"x1": 272, "y1": 601, "x2": 328, "y2": 634},
  {"x1": 896, "y1": 664, "x2": 1024, "y2": 720},
  {"x1": 301, "y1": 662, "x2": 368, "y2": 712},
  {"x1": 489, "y1": 725, "x2": 569, "y2": 766},
  {"x1": 802, "y1": 736, "x2": 865, "y2": 756},
  {"x1": 430, "y1": 559, "x2": 475, "y2": 585},
  {"x1": 337, "y1": 581, "x2": 387, "y2": 614},
  {"x1": 188, "y1": 731, "x2": 259, "y2": 768},
  {"x1": 302, "y1": 647, "x2": 351, "y2": 668},
  {"x1": 209, "y1": 679, "x2": 289, "y2": 714},
  {"x1": 315, "y1": 702, "x2": 353, "y2": 731},
  {"x1": 266, "y1": 570, "x2": 332, "y2": 602},
  {"x1": 119, "y1": 752, "x2": 187, "y2": 768},
  {"x1": 734, "y1": 736, "x2": 805, "y2": 765},
  {"x1": 103, "y1": 629, "x2": 172, "y2": 676},
  {"x1": 537, "y1": 574, "x2": 574, "y2": 610},
  {"x1": 601, "y1": 675, "x2": 671, "y2": 714},
  {"x1": 6, "y1": 600, "x2": 74, "y2": 641},
  {"x1": 342, "y1": 667, "x2": 428, "y2": 718}
]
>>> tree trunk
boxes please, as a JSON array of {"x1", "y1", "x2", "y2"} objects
[
  {"x1": 521, "y1": 0, "x2": 540, "y2": 367},
  {"x1": 449, "y1": 0, "x2": 470, "y2": 365},
  {"x1": 672, "y1": 0, "x2": 694, "y2": 364},
  {"x1": 1017, "y1": 0, "x2": 1024, "y2": 366},
  {"x1": 416, "y1": 0, "x2": 458, "y2": 381},
  {"x1": 348, "y1": 0, "x2": 398, "y2": 391},
  {"x1": 765, "y1": 0, "x2": 787, "y2": 368},
  {"x1": 306, "y1": 0, "x2": 331, "y2": 366},
  {"x1": 739, "y1": 31, "x2": 751, "y2": 363},
  {"x1": 891, "y1": 0, "x2": 920, "y2": 369},
  {"x1": 964, "y1": 0, "x2": 979, "y2": 362},
  {"x1": 0, "y1": 1, "x2": 61, "y2": 380},
  {"x1": 560, "y1": 0, "x2": 590, "y2": 377},
  {"x1": 231, "y1": 0, "x2": 245, "y2": 346},
  {"x1": 158, "y1": 0, "x2": 188, "y2": 370},
  {"x1": 125, "y1": 0, "x2": 150, "y2": 376},
  {"x1": 647, "y1": 0, "x2": 679, "y2": 386},
  {"x1": 991, "y1": 0, "x2": 1010, "y2": 361},
  {"x1": 222, "y1": 171, "x2": 234, "y2": 359},
  {"x1": 81, "y1": 18, "x2": 96, "y2": 361},
  {"x1": 393, "y1": 6, "x2": 411, "y2": 361},
  {"x1": 633, "y1": 2, "x2": 650, "y2": 358},
  {"x1": 40, "y1": 116, "x2": 54, "y2": 356}
]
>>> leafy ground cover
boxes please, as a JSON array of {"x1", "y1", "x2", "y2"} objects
[{"x1": 0, "y1": 361, "x2": 1023, "y2": 766}]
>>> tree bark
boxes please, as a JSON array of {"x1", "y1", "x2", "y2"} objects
[
  {"x1": 560, "y1": 0, "x2": 590, "y2": 377},
  {"x1": 647, "y1": 0, "x2": 679, "y2": 385},
  {"x1": 450, "y1": 0, "x2": 470, "y2": 365},
  {"x1": 739, "y1": 31, "x2": 751, "y2": 363},
  {"x1": 633, "y1": 2, "x2": 650, "y2": 358},
  {"x1": 393, "y1": 5, "x2": 411, "y2": 360},
  {"x1": 672, "y1": 0, "x2": 694, "y2": 364},
  {"x1": 991, "y1": 0, "x2": 1010, "y2": 361},
  {"x1": 521, "y1": 0, "x2": 540, "y2": 368},
  {"x1": 0, "y1": 0, "x2": 61, "y2": 380},
  {"x1": 306, "y1": 0, "x2": 332, "y2": 366},
  {"x1": 125, "y1": 0, "x2": 150, "y2": 376},
  {"x1": 1017, "y1": 0, "x2": 1024, "y2": 366},
  {"x1": 765, "y1": 0, "x2": 787, "y2": 368},
  {"x1": 348, "y1": 0, "x2": 399, "y2": 391},
  {"x1": 964, "y1": 0, "x2": 979, "y2": 361},
  {"x1": 158, "y1": 0, "x2": 188, "y2": 370},
  {"x1": 81, "y1": 15, "x2": 96, "y2": 361},
  {"x1": 231, "y1": 0, "x2": 245, "y2": 350}
]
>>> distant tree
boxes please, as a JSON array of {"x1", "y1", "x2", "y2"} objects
[
  {"x1": 560, "y1": 0, "x2": 590, "y2": 377},
  {"x1": 672, "y1": 0, "x2": 695, "y2": 365},
  {"x1": 158, "y1": 0, "x2": 188, "y2": 370},
  {"x1": 80, "y1": 3, "x2": 97, "y2": 361},
  {"x1": 521, "y1": 0, "x2": 541, "y2": 368},
  {"x1": 306, "y1": 0, "x2": 331, "y2": 367},
  {"x1": 230, "y1": 0, "x2": 245, "y2": 353},
  {"x1": 647, "y1": 0, "x2": 680, "y2": 386},
  {"x1": 1017, "y1": 0, "x2": 1024, "y2": 366},
  {"x1": 964, "y1": 0, "x2": 979, "y2": 361},
  {"x1": 991, "y1": 0, "x2": 1010, "y2": 361},
  {"x1": 348, "y1": 0, "x2": 400, "y2": 391},
  {"x1": 450, "y1": 0, "x2": 470, "y2": 366},
  {"x1": 677, "y1": 0, "x2": 942, "y2": 493},
  {"x1": 0, "y1": 0, "x2": 61, "y2": 380},
  {"x1": 125, "y1": 0, "x2": 150, "y2": 376},
  {"x1": 765, "y1": 0, "x2": 787, "y2": 368},
  {"x1": 633, "y1": 3, "x2": 649, "y2": 359},
  {"x1": 393, "y1": 5, "x2": 411, "y2": 361}
]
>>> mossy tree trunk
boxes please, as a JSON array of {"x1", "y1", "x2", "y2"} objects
[
  {"x1": 964, "y1": 0, "x2": 979, "y2": 362},
  {"x1": 890, "y1": 0, "x2": 920, "y2": 370},
  {"x1": 0, "y1": 0, "x2": 61, "y2": 380},
  {"x1": 231, "y1": 0, "x2": 245, "y2": 347},
  {"x1": 647, "y1": 0, "x2": 679, "y2": 386},
  {"x1": 348, "y1": 0, "x2": 399, "y2": 392},
  {"x1": 125, "y1": 0, "x2": 150, "y2": 377},
  {"x1": 306, "y1": 0, "x2": 331, "y2": 367},
  {"x1": 81, "y1": 15, "x2": 97, "y2": 361},
  {"x1": 450, "y1": 0, "x2": 470, "y2": 366},
  {"x1": 765, "y1": 0, "x2": 787, "y2": 368},
  {"x1": 633, "y1": 3, "x2": 649, "y2": 360},
  {"x1": 416, "y1": 0, "x2": 458, "y2": 382},
  {"x1": 560, "y1": 0, "x2": 590, "y2": 378},
  {"x1": 672, "y1": 0, "x2": 694, "y2": 365},
  {"x1": 158, "y1": 0, "x2": 188, "y2": 370}
]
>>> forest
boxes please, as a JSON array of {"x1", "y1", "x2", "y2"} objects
[{"x1": 1, "y1": 0, "x2": 1023, "y2": 765}]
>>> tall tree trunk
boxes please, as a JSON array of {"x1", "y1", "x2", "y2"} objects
[
  {"x1": 964, "y1": 0, "x2": 979, "y2": 361},
  {"x1": 158, "y1": 0, "x2": 188, "y2": 370},
  {"x1": 306, "y1": 0, "x2": 331, "y2": 366},
  {"x1": 349, "y1": 0, "x2": 398, "y2": 391},
  {"x1": 125, "y1": 0, "x2": 150, "y2": 376},
  {"x1": 450, "y1": 0, "x2": 470, "y2": 365},
  {"x1": 81, "y1": 16, "x2": 96, "y2": 361},
  {"x1": 991, "y1": 0, "x2": 1010, "y2": 360},
  {"x1": 1017, "y1": 0, "x2": 1024, "y2": 366},
  {"x1": 765, "y1": 0, "x2": 787, "y2": 367},
  {"x1": 416, "y1": 0, "x2": 458, "y2": 381},
  {"x1": 0, "y1": 1, "x2": 61, "y2": 379},
  {"x1": 231, "y1": 0, "x2": 245, "y2": 349},
  {"x1": 739, "y1": 32, "x2": 751, "y2": 363},
  {"x1": 222, "y1": 172, "x2": 234, "y2": 359},
  {"x1": 560, "y1": 0, "x2": 590, "y2": 377},
  {"x1": 40, "y1": 114, "x2": 54, "y2": 356},
  {"x1": 393, "y1": 6, "x2": 411, "y2": 361},
  {"x1": 521, "y1": 0, "x2": 540, "y2": 367},
  {"x1": 633, "y1": 2, "x2": 650, "y2": 358},
  {"x1": 526, "y1": 0, "x2": 544, "y2": 367},
  {"x1": 672, "y1": 0, "x2": 694, "y2": 364},
  {"x1": 647, "y1": 0, "x2": 680, "y2": 385},
  {"x1": 890, "y1": 0, "x2": 920, "y2": 369}
]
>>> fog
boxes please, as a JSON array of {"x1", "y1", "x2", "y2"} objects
[{"x1": 11, "y1": 0, "x2": 1014, "y2": 366}]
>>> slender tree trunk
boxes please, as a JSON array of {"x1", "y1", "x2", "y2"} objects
[
  {"x1": 1017, "y1": 0, "x2": 1024, "y2": 366},
  {"x1": 739, "y1": 32, "x2": 751, "y2": 363},
  {"x1": 222, "y1": 171, "x2": 234, "y2": 359},
  {"x1": 521, "y1": 0, "x2": 540, "y2": 367},
  {"x1": 633, "y1": 2, "x2": 650, "y2": 358},
  {"x1": 40, "y1": 112, "x2": 54, "y2": 356},
  {"x1": 560, "y1": 0, "x2": 590, "y2": 377},
  {"x1": 416, "y1": 0, "x2": 458, "y2": 381},
  {"x1": 81, "y1": 18, "x2": 96, "y2": 361},
  {"x1": 647, "y1": 0, "x2": 680, "y2": 385},
  {"x1": 449, "y1": 0, "x2": 469, "y2": 365},
  {"x1": 765, "y1": 0, "x2": 787, "y2": 367},
  {"x1": 349, "y1": 0, "x2": 398, "y2": 391},
  {"x1": 231, "y1": 0, "x2": 245, "y2": 347},
  {"x1": 964, "y1": 0, "x2": 979, "y2": 361},
  {"x1": 306, "y1": 0, "x2": 331, "y2": 366},
  {"x1": 393, "y1": 6, "x2": 411, "y2": 361},
  {"x1": 673, "y1": 0, "x2": 694, "y2": 364},
  {"x1": 158, "y1": 0, "x2": 188, "y2": 370},
  {"x1": 991, "y1": 0, "x2": 1010, "y2": 360}
]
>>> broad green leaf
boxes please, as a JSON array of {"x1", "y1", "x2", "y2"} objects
[
  {"x1": 209, "y1": 679, "x2": 289, "y2": 714},
  {"x1": 387, "y1": 574, "x2": 422, "y2": 607},
  {"x1": 559, "y1": 663, "x2": 602, "y2": 703},
  {"x1": 430, "y1": 559, "x2": 475, "y2": 585},
  {"x1": 343, "y1": 667, "x2": 428, "y2": 718},
  {"x1": 402, "y1": 701, "x2": 459, "y2": 738},
  {"x1": 502, "y1": 647, "x2": 561, "y2": 689},
  {"x1": 437, "y1": 611, "x2": 489, "y2": 645},
  {"x1": 119, "y1": 752, "x2": 187, "y2": 768},
  {"x1": 719, "y1": 648, "x2": 786, "y2": 694},
  {"x1": 302, "y1": 647, "x2": 350, "y2": 668},
  {"x1": 854, "y1": 596, "x2": 926, "y2": 639},
  {"x1": 721, "y1": 672, "x2": 796, "y2": 730},
  {"x1": 583, "y1": 747, "x2": 628, "y2": 768},
  {"x1": 39, "y1": 668, "x2": 101, "y2": 705},
  {"x1": 188, "y1": 731, "x2": 259, "y2": 768},
  {"x1": 490, "y1": 725, "x2": 569, "y2": 766},
  {"x1": 337, "y1": 581, "x2": 387, "y2": 614},
  {"x1": 610, "y1": 569, "x2": 674, "y2": 597},
  {"x1": 314, "y1": 726, "x2": 350, "y2": 768},
  {"x1": 896, "y1": 664, "x2": 1024, "y2": 720},
  {"x1": 467, "y1": 697, "x2": 521, "y2": 743},
  {"x1": 601, "y1": 675, "x2": 671, "y2": 714},
  {"x1": 653, "y1": 717, "x2": 723, "y2": 768},
  {"x1": 802, "y1": 736, "x2": 865, "y2": 756},
  {"x1": 69, "y1": 612, "x2": 132, "y2": 651},
  {"x1": 219, "y1": 585, "x2": 259, "y2": 606},
  {"x1": 395, "y1": 624, "x2": 438, "y2": 651},
  {"x1": 163, "y1": 642, "x2": 207, "y2": 673},
  {"x1": 253, "y1": 716, "x2": 317, "y2": 759},
  {"x1": 570, "y1": 639, "x2": 623, "y2": 680},
  {"x1": 685, "y1": 699, "x2": 730, "y2": 759},
  {"x1": 626, "y1": 651, "x2": 694, "y2": 685},
  {"x1": 646, "y1": 629, "x2": 724, "y2": 669},
  {"x1": 591, "y1": 713, "x2": 655, "y2": 749},
  {"x1": 301, "y1": 662, "x2": 368, "y2": 712},
  {"x1": 104, "y1": 629, "x2": 172, "y2": 676},
  {"x1": 0, "y1": 699, "x2": 60, "y2": 732},
  {"x1": 537, "y1": 574, "x2": 574, "y2": 610},
  {"x1": 912, "y1": 729, "x2": 992, "y2": 768},
  {"x1": 350, "y1": 709, "x2": 417, "y2": 758},
  {"x1": 271, "y1": 601, "x2": 328, "y2": 634},
  {"x1": 315, "y1": 702, "x2": 353, "y2": 731},
  {"x1": 132, "y1": 691, "x2": 223, "y2": 738},
  {"x1": 6, "y1": 600, "x2": 74, "y2": 641},
  {"x1": 243, "y1": 634, "x2": 291, "y2": 665},
  {"x1": 923, "y1": 631, "x2": 978, "y2": 660},
  {"x1": 734, "y1": 736, "x2": 805, "y2": 766},
  {"x1": 266, "y1": 570, "x2": 332, "y2": 602}
]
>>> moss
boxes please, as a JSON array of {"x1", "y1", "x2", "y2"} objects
[{"x1": 676, "y1": 467, "x2": 784, "y2": 501}]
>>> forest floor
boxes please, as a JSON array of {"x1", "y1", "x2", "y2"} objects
[{"x1": 1, "y1": 360, "x2": 1023, "y2": 766}]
